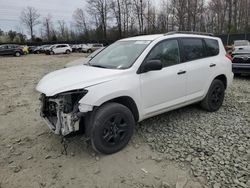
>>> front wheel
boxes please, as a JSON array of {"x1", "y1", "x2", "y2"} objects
[
  {"x1": 90, "y1": 103, "x2": 135, "y2": 154},
  {"x1": 200, "y1": 79, "x2": 225, "y2": 112},
  {"x1": 66, "y1": 50, "x2": 71, "y2": 54},
  {"x1": 50, "y1": 51, "x2": 54, "y2": 55}
]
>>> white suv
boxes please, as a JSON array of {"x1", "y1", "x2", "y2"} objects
[
  {"x1": 47, "y1": 44, "x2": 72, "y2": 55},
  {"x1": 82, "y1": 43, "x2": 104, "y2": 53},
  {"x1": 36, "y1": 32, "x2": 233, "y2": 154}
]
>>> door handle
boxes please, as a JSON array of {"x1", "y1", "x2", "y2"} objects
[
  {"x1": 177, "y1": 70, "x2": 186, "y2": 75},
  {"x1": 210, "y1": 63, "x2": 216, "y2": 67}
]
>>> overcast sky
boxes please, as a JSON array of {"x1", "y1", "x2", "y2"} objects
[{"x1": 0, "y1": 0, "x2": 86, "y2": 34}]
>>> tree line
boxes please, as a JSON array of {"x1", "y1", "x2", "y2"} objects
[{"x1": 1, "y1": 0, "x2": 250, "y2": 44}]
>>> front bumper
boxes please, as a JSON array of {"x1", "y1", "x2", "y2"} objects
[
  {"x1": 40, "y1": 94, "x2": 80, "y2": 136},
  {"x1": 232, "y1": 63, "x2": 250, "y2": 74}
]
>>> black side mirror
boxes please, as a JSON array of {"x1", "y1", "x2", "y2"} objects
[{"x1": 140, "y1": 60, "x2": 163, "y2": 73}]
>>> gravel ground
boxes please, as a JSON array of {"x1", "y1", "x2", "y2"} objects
[{"x1": 137, "y1": 76, "x2": 250, "y2": 188}]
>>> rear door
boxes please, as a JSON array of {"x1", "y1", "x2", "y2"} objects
[{"x1": 181, "y1": 38, "x2": 219, "y2": 101}]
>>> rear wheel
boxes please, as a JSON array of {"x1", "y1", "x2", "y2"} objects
[
  {"x1": 66, "y1": 50, "x2": 71, "y2": 54},
  {"x1": 90, "y1": 103, "x2": 135, "y2": 154},
  {"x1": 200, "y1": 79, "x2": 225, "y2": 112},
  {"x1": 15, "y1": 51, "x2": 21, "y2": 57},
  {"x1": 87, "y1": 49, "x2": 92, "y2": 53}
]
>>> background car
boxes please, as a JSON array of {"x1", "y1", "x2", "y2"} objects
[
  {"x1": 0, "y1": 44, "x2": 24, "y2": 57},
  {"x1": 232, "y1": 54, "x2": 250, "y2": 75},
  {"x1": 47, "y1": 44, "x2": 72, "y2": 55},
  {"x1": 65, "y1": 47, "x2": 105, "y2": 68},
  {"x1": 33, "y1": 45, "x2": 50, "y2": 54},
  {"x1": 21, "y1": 45, "x2": 29, "y2": 55},
  {"x1": 82, "y1": 43, "x2": 104, "y2": 53},
  {"x1": 28, "y1": 46, "x2": 37, "y2": 54}
]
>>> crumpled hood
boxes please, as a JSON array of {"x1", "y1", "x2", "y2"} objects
[{"x1": 36, "y1": 65, "x2": 122, "y2": 96}]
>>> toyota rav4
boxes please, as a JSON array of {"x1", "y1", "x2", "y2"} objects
[{"x1": 36, "y1": 32, "x2": 233, "y2": 154}]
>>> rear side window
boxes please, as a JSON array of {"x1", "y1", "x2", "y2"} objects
[
  {"x1": 204, "y1": 39, "x2": 219, "y2": 56},
  {"x1": 181, "y1": 38, "x2": 206, "y2": 61}
]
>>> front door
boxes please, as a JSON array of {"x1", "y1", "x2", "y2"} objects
[{"x1": 140, "y1": 39, "x2": 187, "y2": 116}]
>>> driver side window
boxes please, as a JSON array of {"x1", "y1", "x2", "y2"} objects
[{"x1": 146, "y1": 39, "x2": 180, "y2": 67}]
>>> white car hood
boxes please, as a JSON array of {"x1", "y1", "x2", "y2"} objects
[{"x1": 36, "y1": 65, "x2": 122, "y2": 96}]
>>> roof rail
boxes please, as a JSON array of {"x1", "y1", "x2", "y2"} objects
[{"x1": 164, "y1": 31, "x2": 214, "y2": 36}]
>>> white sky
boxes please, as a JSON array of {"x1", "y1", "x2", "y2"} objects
[{"x1": 0, "y1": 0, "x2": 86, "y2": 34}]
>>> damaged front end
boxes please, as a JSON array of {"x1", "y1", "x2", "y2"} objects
[{"x1": 40, "y1": 89, "x2": 88, "y2": 136}]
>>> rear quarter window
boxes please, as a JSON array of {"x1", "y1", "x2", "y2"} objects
[{"x1": 204, "y1": 39, "x2": 219, "y2": 56}]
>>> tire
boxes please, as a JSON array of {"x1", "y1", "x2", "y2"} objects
[
  {"x1": 37, "y1": 51, "x2": 40, "y2": 54},
  {"x1": 66, "y1": 50, "x2": 71, "y2": 54},
  {"x1": 50, "y1": 51, "x2": 54, "y2": 55},
  {"x1": 87, "y1": 49, "x2": 92, "y2": 53},
  {"x1": 200, "y1": 79, "x2": 225, "y2": 112},
  {"x1": 15, "y1": 51, "x2": 21, "y2": 57},
  {"x1": 90, "y1": 102, "x2": 135, "y2": 154}
]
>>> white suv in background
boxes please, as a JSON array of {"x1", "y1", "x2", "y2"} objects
[
  {"x1": 37, "y1": 32, "x2": 233, "y2": 154},
  {"x1": 82, "y1": 43, "x2": 104, "y2": 53},
  {"x1": 47, "y1": 44, "x2": 72, "y2": 55}
]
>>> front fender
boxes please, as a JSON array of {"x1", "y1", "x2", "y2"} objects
[{"x1": 78, "y1": 75, "x2": 142, "y2": 118}]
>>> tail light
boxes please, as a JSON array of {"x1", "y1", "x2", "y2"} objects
[{"x1": 225, "y1": 54, "x2": 233, "y2": 61}]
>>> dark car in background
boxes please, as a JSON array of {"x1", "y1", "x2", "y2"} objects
[
  {"x1": 28, "y1": 46, "x2": 37, "y2": 54},
  {"x1": 0, "y1": 44, "x2": 24, "y2": 57},
  {"x1": 232, "y1": 54, "x2": 250, "y2": 75},
  {"x1": 33, "y1": 45, "x2": 51, "y2": 54}
]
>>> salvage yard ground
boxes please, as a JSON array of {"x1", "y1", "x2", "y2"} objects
[{"x1": 0, "y1": 54, "x2": 249, "y2": 188}]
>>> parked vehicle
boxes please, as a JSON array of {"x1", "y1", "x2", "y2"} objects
[
  {"x1": 65, "y1": 47, "x2": 105, "y2": 68},
  {"x1": 33, "y1": 45, "x2": 51, "y2": 54},
  {"x1": 0, "y1": 44, "x2": 24, "y2": 57},
  {"x1": 36, "y1": 32, "x2": 233, "y2": 154},
  {"x1": 232, "y1": 54, "x2": 250, "y2": 75},
  {"x1": 82, "y1": 43, "x2": 104, "y2": 53},
  {"x1": 232, "y1": 40, "x2": 250, "y2": 55},
  {"x1": 233, "y1": 40, "x2": 250, "y2": 47},
  {"x1": 46, "y1": 44, "x2": 72, "y2": 55},
  {"x1": 21, "y1": 45, "x2": 29, "y2": 55},
  {"x1": 72, "y1": 44, "x2": 85, "y2": 53},
  {"x1": 28, "y1": 46, "x2": 37, "y2": 54}
]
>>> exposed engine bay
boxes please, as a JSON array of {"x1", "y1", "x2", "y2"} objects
[{"x1": 40, "y1": 89, "x2": 88, "y2": 136}]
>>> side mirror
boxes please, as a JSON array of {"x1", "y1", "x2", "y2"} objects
[{"x1": 140, "y1": 60, "x2": 163, "y2": 73}]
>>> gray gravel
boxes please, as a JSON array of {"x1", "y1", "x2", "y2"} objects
[{"x1": 137, "y1": 76, "x2": 250, "y2": 188}]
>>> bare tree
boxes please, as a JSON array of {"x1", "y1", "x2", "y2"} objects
[
  {"x1": 87, "y1": 0, "x2": 109, "y2": 40},
  {"x1": 73, "y1": 8, "x2": 89, "y2": 35},
  {"x1": 111, "y1": 0, "x2": 122, "y2": 38},
  {"x1": 20, "y1": 6, "x2": 40, "y2": 41},
  {"x1": 42, "y1": 14, "x2": 53, "y2": 41}
]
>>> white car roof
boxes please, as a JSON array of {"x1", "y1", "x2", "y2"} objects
[{"x1": 119, "y1": 33, "x2": 219, "y2": 42}]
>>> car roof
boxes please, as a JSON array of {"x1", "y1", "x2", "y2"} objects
[{"x1": 120, "y1": 33, "x2": 219, "y2": 42}]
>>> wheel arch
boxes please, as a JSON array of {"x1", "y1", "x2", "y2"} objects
[
  {"x1": 214, "y1": 74, "x2": 227, "y2": 89},
  {"x1": 101, "y1": 96, "x2": 140, "y2": 122}
]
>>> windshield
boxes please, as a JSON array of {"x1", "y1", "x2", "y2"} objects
[
  {"x1": 89, "y1": 40, "x2": 151, "y2": 69},
  {"x1": 87, "y1": 47, "x2": 105, "y2": 58}
]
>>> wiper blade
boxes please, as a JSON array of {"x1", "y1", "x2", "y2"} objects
[{"x1": 90, "y1": 64, "x2": 108, "y2": 69}]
